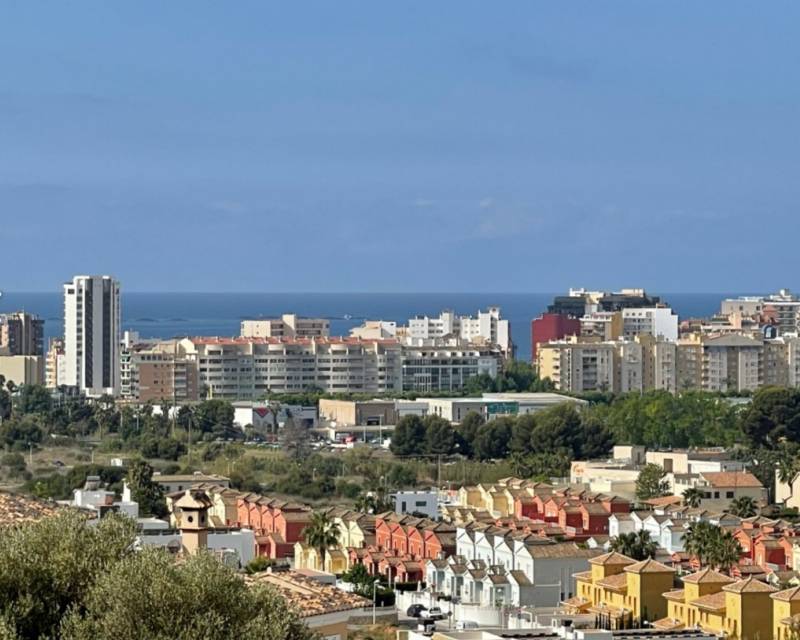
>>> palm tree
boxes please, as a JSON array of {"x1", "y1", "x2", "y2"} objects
[
  {"x1": 707, "y1": 530, "x2": 742, "y2": 573},
  {"x1": 303, "y1": 512, "x2": 340, "y2": 572},
  {"x1": 729, "y1": 496, "x2": 758, "y2": 518},
  {"x1": 610, "y1": 530, "x2": 657, "y2": 561},
  {"x1": 683, "y1": 487, "x2": 704, "y2": 508},
  {"x1": 683, "y1": 521, "x2": 715, "y2": 565}
]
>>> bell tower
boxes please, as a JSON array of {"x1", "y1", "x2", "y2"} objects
[{"x1": 176, "y1": 490, "x2": 212, "y2": 555}]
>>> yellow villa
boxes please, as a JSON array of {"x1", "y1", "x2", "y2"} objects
[
  {"x1": 772, "y1": 585, "x2": 800, "y2": 640},
  {"x1": 294, "y1": 541, "x2": 349, "y2": 574},
  {"x1": 566, "y1": 552, "x2": 674, "y2": 627},
  {"x1": 655, "y1": 569, "x2": 776, "y2": 640}
]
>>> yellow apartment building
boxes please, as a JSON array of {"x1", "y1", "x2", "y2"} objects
[
  {"x1": 772, "y1": 585, "x2": 800, "y2": 640},
  {"x1": 567, "y1": 552, "x2": 674, "y2": 627},
  {"x1": 656, "y1": 569, "x2": 776, "y2": 640}
]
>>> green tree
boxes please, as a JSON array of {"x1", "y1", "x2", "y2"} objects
[
  {"x1": 740, "y1": 387, "x2": 800, "y2": 448},
  {"x1": 509, "y1": 415, "x2": 535, "y2": 454},
  {"x1": 126, "y1": 459, "x2": 166, "y2": 518},
  {"x1": 635, "y1": 463, "x2": 670, "y2": 501},
  {"x1": 682, "y1": 487, "x2": 704, "y2": 508},
  {"x1": 455, "y1": 411, "x2": 484, "y2": 457},
  {"x1": 610, "y1": 530, "x2": 657, "y2": 561},
  {"x1": 706, "y1": 530, "x2": 742, "y2": 573},
  {"x1": 390, "y1": 415, "x2": 425, "y2": 456},
  {"x1": 244, "y1": 556, "x2": 275, "y2": 575},
  {"x1": 0, "y1": 511, "x2": 136, "y2": 639},
  {"x1": 471, "y1": 417, "x2": 513, "y2": 460},
  {"x1": 16, "y1": 385, "x2": 52, "y2": 415},
  {"x1": 529, "y1": 404, "x2": 583, "y2": 457},
  {"x1": 422, "y1": 416, "x2": 456, "y2": 455},
  {"x1": 729, "y1": 495, "x2": 758, "y2": 518},
  {"x1": 302, "y1": 512, "x2": 340, "y2": 571},
  {"x1": 61, "y1": 548, "x2": 313, "y2": 640}
]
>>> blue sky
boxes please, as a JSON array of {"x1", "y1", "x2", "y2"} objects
[{"x1": 2, "y1": 2, "x2": 799, "y2": 292}]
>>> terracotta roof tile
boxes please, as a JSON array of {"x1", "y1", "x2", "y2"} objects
[{"x1": 0, "y1": 491, "x2": 63, "y2": 526}]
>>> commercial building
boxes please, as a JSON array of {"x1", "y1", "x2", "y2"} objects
[
  {"x1": 240, "y1": 314, "x2": 330, "y2": 339},
  {"x1": 0, "y1": 312, "x2": 44, "y2": 356},
  {"x1": 531, "y1": 313, "x2": 582, "y2": 362},
  {"x1": 62, "y1": 275, "x2": 121, "y2": 397},
  {"x1": 318, "y1": 398, "x2": 396, "y2": 426},
  {"x1": 232, "y1": 401, "x2": 317, "y2": 431}
]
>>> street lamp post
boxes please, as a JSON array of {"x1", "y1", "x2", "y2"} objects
[{"x1": 372, "y1": 579, "x2": 381, "y2": 625}]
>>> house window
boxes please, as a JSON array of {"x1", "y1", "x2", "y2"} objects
[{"x1": 726, "y1": 491, "x2": 734, "y2": 499}]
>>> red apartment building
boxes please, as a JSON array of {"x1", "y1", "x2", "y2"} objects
[{"x1": 530, "y1": 313, "x2": 581, "y2": 362}]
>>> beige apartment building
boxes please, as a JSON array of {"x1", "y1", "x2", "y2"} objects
[
  {"x1": 240, "y1": 314, "x2": 330, "y2": 339},
  {"x1": 123, "y1": 341, "x2": 200, "y2": 403},
  {"x1": 178, "y1": 336, "x2": 402, "y2": 399},
  {"x1": 45, "y1": 338, "x2": 65, "y2": 388},
  {"x1": 537, "y1": 337, "x2": 616, "y2": 393},
  {"x1": 540, "y1": 332, "x2": 800, "y2": 394},
  {"x1": 676, "y1": 334, "x2": 764, "y2": 392},
  {"x1": 538, "y1": 335, "x2": 676, "y2": 394},
  {"x1": 0, "y1": 355, "x2": 44, "y2": 387}
]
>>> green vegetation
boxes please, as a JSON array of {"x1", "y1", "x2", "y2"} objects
[
  {"x1": 609, "y1": 530, "x2": 657, "y2": 560},
  {"x1": 635, "y1": 463, "x2": 670, "y2": 501},
  {"x1": 0, "y1": 511, "x2": 313, "y2": 640},
  {"x1": 302, "y1": 512, "x2": 340, "y2": 570},
  {"x1": 4, "y1": 380, "x2": 800, "y2": 509},
  {"x1": 683, "y1": 521, "x2": 742, "y2": 572},
  {"x1": 729, "y1": 495, "x2": 758, "y2": 518}
]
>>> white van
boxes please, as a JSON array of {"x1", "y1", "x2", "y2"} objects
[{"x1": 456, "y1": 620, "x2": 479, "y2": 630}]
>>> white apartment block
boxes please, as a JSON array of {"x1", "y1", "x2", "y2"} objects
[
  {"x1": 621, "y1": 306, "x2": 678, "y2": 341},
  {"x1": 240, "y1": 314, "x2": 330, "y2": 339},
  {"x1": 407, "y1": 307, "x2": 512, "y2": 357},
  {"x1": 63, "y1": 275, "x2": 121, "y2": 397}
]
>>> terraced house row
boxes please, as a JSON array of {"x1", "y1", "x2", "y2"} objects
[{"x1": 565, "y1": 551, "x2": 800, "y2": 640}]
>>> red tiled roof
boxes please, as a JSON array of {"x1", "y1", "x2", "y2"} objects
[{"x1": 701, "y1": 472, "x2": 764, "y2": 489}]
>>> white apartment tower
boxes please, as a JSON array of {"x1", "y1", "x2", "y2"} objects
[{"x1": 63, "y1": 275, "x2": 121, "y2": 397}]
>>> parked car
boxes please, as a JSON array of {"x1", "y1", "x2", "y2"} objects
[
  {"x1": 456, "y1": 620, "x2": 479, "y2": 630},
  {"x1": 421, "y1": 607, "x2": 446, "y2": 621},
  {"x1": 406, "y1": 604, "x2": 428, "y2": 618}
]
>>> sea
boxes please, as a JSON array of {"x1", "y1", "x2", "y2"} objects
[{"x1": 0, "y1": 292, "x2": 743, "y2": 361}]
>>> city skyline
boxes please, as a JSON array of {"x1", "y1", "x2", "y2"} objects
[{"x1": 3, "y1": 2, "x2": 800, "y2": 292}]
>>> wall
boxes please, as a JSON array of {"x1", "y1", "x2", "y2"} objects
[{"x1": 0, "y1": 355, "x2": 44, "y2": 386}]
